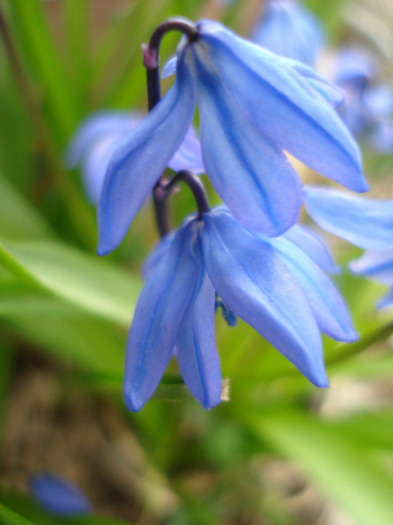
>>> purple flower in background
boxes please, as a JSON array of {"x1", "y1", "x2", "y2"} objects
[
  {"x1": 67, "y1": 111, "x2": 204, "y2": 204},
  {"x1": 29, "y1": 473, "x2": 93, "y2": 516},
  {"x1": 251, "y1": 0, "x2": 324, "y2": 66},
  {"x1": 304, "y1": 186, "x2": 393, "y2": 309},
  {"x1": 98, "y1": 19, "x2": 367, "y2": 256},
  {"x1": 124, "y1": 205, "x2": 357, "y2": 411}
]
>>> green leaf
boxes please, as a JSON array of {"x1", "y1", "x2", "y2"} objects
[
  {"x1": 0, "y1": 239, "x2": 142, "y2": 326},
  {"x1": 247, "y1": 408, "x2": 393, "y2": 525},
  {"x1": 0, "y1": 504, "x2": 36, "y2": 525},
  {"x1": 0, "y1": 172, "x2": 54, "y2": 240}
]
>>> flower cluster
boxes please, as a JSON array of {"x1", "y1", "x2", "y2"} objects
[{"x1": 74, "y1": 19, "x2": 376, "y2": 410}]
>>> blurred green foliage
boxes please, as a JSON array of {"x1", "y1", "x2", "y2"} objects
[{"x1": 0, "y1": 1, "x2": 393, "y2": 524}]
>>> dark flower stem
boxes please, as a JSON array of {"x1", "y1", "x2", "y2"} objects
[{"x1": 143, "y1": 19, "x2": 201, "y2": 237}]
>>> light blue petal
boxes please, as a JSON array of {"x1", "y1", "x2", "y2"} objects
[
  {"x1": 143, "y1": 231, "x2": 175, "y2": 279},
  {"x1": 65, "y1": 111, "x2": 139, "y2": 168},
  {"x1": 196, "y1": 20, "x2": 368, "y2": 192},
  {"x1": 97, "y1": 53, "x2": 196, "y2": 255},
  {"x1": 305, "y1": 186, "x2": 393, "y2": 250},
  {"x1": 162, "y1": 56, "x2": 177, "y2": 78},
  {"x1": 168, "y1": 125, "x2": 205, "y2": 174},
  {"x1": 29, "y1": 474, "x2": 93, "y2": 516},
  {"x1": 124, "y1": 225, "x2": 198, "y2": 411},
  {"x1": 269, "y1": 236, "x2": 357, "y2": 341},
  {"x1": 283, "y1": 224, "x2": 339, "y2": 273},
  {"x1": 191, "y1": 48, "x2": 302, "y2": 236},
  {"x1": 201, "y1": 208, "x2": 327, "y2": 387},
  {"x1": 176, "y1": 247, "x2": 222, "y2": 409},
  {"x1": 349, "y1": 250, "x2": 393, "y2": 286}
]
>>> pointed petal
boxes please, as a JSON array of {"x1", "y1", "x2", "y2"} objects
[
  {"x1": 176, "y1": 252, "x2": 222, "y2": 409},
  {"x1": 97, "y1": 53, "x2": 196, "y2": 255},
  {"x1": 124, "y1": 225, "x2": 198, "y2": 411},
  {"x1": 201, "y1": 209, "x2": 327, "y2": 387},
  {"x1": 305, "y1": 186, "x2": 393, "y2": 250},
  {"x1": 283, "y1": 224, "x2": 339, "y2": 273},
  {"x1": 192, "y1": 49, "x2": 302, "y2": 236},
  {"x1": 143, "y1": 231, "x2": 176, "y2": 279},
  {"x1": 377, "y1": 288, "x2": 393, "y2": 309},
  {"x1": 196, "y1": 21, "x2": 367, "y2": 192},
  {"x1": 270, "y1": 236, "x2": 357, "y2": 341},
  {"x1": 162, "y1": 56, "x2": 177, "y2": 78},
  {"x1": 349, "y1": 250, "x2": 393, "y2": 286},
  {"x1": 168, "y1": 125, "x2": 205, "y2": 174}
]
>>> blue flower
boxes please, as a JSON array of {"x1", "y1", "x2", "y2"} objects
[
  {"x1": 66, "y1": 111, "x2": 204, "y2": 204},
  {"x1": 304, "y1": 186, "x2": 393, "y2": 309},
  {"x1": 98, "y1": 19, "x2": 367, "y2": 256},
  {"x1": 29, "y1": 473, "x2": 93, "y2": 516},
  {"x1": 124, "y1": 206, "x2": 357, "y2": 411},
  {"x1": 251, "y1": 0, "x2": 324, "y2": 66}
]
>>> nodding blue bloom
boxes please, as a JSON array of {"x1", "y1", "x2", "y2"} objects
[
  {"x1": 251, "y1": 0, "x2": 324, "y2": 66},
  {"x1": 334, "y1": 49, "x2": 393, "y2": 152},
  {"x1": 29, "y1": 473, "x2": 93, "y2": 516},
  {"x1": 98, "y1": 19, "x2": 367, "y2": 256},
  {"x1": 124, "y1": 205, "x2": 357, "y2": 411},
  {"x1": 66, "y1": 111, "x2": 204, "y2": 204},
  {"x1": 304, "y1": 186, "x2": 393, "y2": 309}
]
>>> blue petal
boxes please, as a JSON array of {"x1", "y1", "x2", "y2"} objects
[
  {"x1": 191, "y1": 48, "x2": 302, "y2": 236},
  {"x1": 143, "y1": 231, "x2": 175, "y2": 279},
  {"x1": 29, "y1": 473, "x2": 93, "y2": 516},
  {"x1": 201, "y1": 208, "x2": 327, "y2": 387},
  {"x1": 168, "y1": 125, "x2": 205, "y2": 175},
  {"x1": 196, "y1": 20, "x2": 368, "y2": 192},
  {"x1": 283, "y1": 224, "x2": 339, "y2": 273},
  {"x1": 269, "y1": 236, "x2": 357, "y2": 341},
  {"x1": 162, "y1": 56, "x2": 177, "y2": 78},
  {"x1": 377, "y1": 288, "x2": 393, "y2": 309},
  {"x1": 97, "y1": 53, "x2": 196, "y2": 255},
  {"x1": 349, "y1": 250, "x2": 393, "y2": 286},
  {"x1": 305, "y1": 186, "x2": 393, "y2": 250},
  {"x1": 176, "y1": 245, "x2": 222, "y2": 409},
  {"x1": 65, "y1": 111, "x2": 138, "y2": 168},
  {"x1": 124, "y1": 224, "x2": 198, "y2": 411}
]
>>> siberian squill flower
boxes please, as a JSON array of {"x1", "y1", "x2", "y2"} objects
[
  {"x1": 98, "y1": 19, "x2": 367, "y2": 256},
  {"x1": 124, "y1": 205, "x2": 357, "y2": 411},
  {"x1": 29, "y1": 473, "x2": 93, "y2": 516},
  {"x1": 66, "y1": 111, "x2": 204, "y2": 204},
  {"x1": 251, "y1": 0, "x2": 324, "y2": 66},
  {"x1": 304, "y1": 186, "x2": 393, "y2": 308}
]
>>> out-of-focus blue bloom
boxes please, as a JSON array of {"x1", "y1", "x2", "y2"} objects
[
  {"x1": 66, "y1": 111, "x2": 204, "y2": 204},
  {"x1": 29, "y1": 473, "x2": 93, "y2": 516},
  {"x1": 304, "y1": 186, "x2": 393, "y2": 309},
  {"x1": 98, "y1": 19, "x2": 367, "y2": 256},
  {"x1": 334, "y1": 49, "x2": 393, "y2": 152},
  {"x1": 124, "y1": 205, "x2": 357, "y2": 411},
  {"x1": 251, "y1": 0, "x2": 323, "y2": 66}
]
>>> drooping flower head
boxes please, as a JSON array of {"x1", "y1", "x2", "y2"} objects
[
  {"x1": 125, "y1": 202, "x2": 357, "y2": 411},
  {"x1": 98, "y1": 19, "x2": 367, "y2": 256},
  {"x1": 251, "y1": 0, "x2": 324, "y2": 66}
]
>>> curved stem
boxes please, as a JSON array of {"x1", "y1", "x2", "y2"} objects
[{"x1": 165, "y1": 170, "x2": 209, "y2": 219}]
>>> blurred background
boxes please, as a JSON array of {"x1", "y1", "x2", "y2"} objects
[{"x1": 0, "y1": 0, "x2": 393, "y2": 524}]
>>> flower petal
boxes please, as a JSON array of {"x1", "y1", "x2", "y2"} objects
[
  {"x1": 168, "y1": 125, "x2": 205, "y2": 174},
  {"x1": 176, "y1": 247, "x2": 222, "y2": 409},
  {"x1": 269, "y1": 236, "x2": 357, "y2": 341},
  {"x1": 97, "y1": 53, "x2": 196, "y2": 255},
  {"x1": 196, "y1": 21, "x2": 367, "y2": 192},
  {"x1": 377, "y1": 288, "x2": 393, "y2": 309},
  {"x1": 191, "y1": 48, "x2": 302, "y2": 236},
  {"x1": 124, "y1": 225, "x2": 198, "y2": 411},
  {"x1": 283, "y1": 224, "x2": 339, "y2": 273},
  {"x1": 305, "y1": 186, "x2": 393, "y2": 250},
  {"x1": 349, "y1": 250, "x2": 393, "y2": 286},
  {"x1": 201, "y1": 208, "x2": 327, "y2": 387}
]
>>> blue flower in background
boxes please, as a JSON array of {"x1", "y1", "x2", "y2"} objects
[
  {"x1": 124, "y1": 205, "x2": 357, "y2": 411},
  {"x1": 251, "y1": 0, "x2": 324, "y2": 66},
  {"x1": 29, "y1": 473, "x2": 93, "y2": 516},
  {"x1": 67, "y1": 111, "x2": 204, "y2": 204},
  {"x1": 98, "y1": 19, "x2": 367, "y2": 256},
  {"x1": 304, "y1": 186, "x2": 393, "y2": 309},
  {"x1": 334, "y1": 48, "x2": 393, "y2": 153}
]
